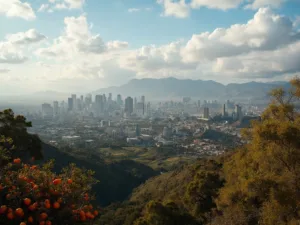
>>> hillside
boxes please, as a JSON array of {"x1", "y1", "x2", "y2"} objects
[
  {"x1": 94, "y1": 77, "x2": 290, "y2": 100},
  {"x1": 40, "y1": 143, "x2": 158, "y2": 206}
]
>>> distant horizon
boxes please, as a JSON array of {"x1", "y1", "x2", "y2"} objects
[{"x1": 0, "y1": 76, "x2": 291, "y2": 96}]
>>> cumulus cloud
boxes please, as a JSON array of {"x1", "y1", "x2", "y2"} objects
[
  {"x1": 119, "y1": 41, "x2": 196, "y2": 78},
  {"x1": 0, "y1": 29, "x2": 46, "y2": 64},
  {"x1": 36, "y1": 15, "x2": 128, "y2": 58},
  {"x1": 245, "y1": 0, "x2": 285, "y2": 10},
  {"x1": 213, "y1": 40, "x2": 300, "y2": 78},
  {"x1": 182, "y1": 8, "x2": 300, "y2": 63},
  {"x1": 157, "y1": 0, "x2": 190, "y2": 18},
  {"x1": 6, "y1": 29, "x2": 46, "y2": 45},
  {"x1": 0, "y1": 0, "x2": 36, "y2": 20},
  {"x1": 190, "y1": 0, "x2": 243, "y2": 10}
]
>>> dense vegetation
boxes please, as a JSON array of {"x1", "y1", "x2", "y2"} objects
[
  {"x1": 1, "y1": 78, "x2": 300, "y2": 225},
  {"x1": 0, "y1": 109, "x2": 99, "y2": 225},
  {"x1": 97, "y1": 78, "x2": 300, "y2": 225}
]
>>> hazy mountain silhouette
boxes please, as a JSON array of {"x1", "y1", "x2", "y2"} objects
[{"x1": 94, "y1": 77, "x2": 290, "y2": 100}]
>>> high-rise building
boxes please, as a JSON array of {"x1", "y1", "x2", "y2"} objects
[
  {"x1": 203, "y1": 107, "x2": 210, "y2": 119},
  {"x1": 222, "y1": 104, "x2": 226, "y2": 117},
  {"x1": 136, "y1": 102, "x2": 145, "y2": 117},
  {"x1": 71, "y1": 94, "x2": 77, "y2": 111},
  {"x1": 146, "y1": 102, "x2": 151, "y2": 117},
  {"x1": 108, "y1": 93, "x2": 112, "y2": 102},
  {"x1": 53, "y1": 101, "x2": 59, "y2": 116},
  {"x1": 134, "y1": 97, "x2": 137, "y2": 110},
  {"x1": 197, "y1": 100, "x2": 201, "y2": 108},
  {"x1": 125, "y1": 97, "x2": 133, "y2": 115},
  {"x1": 68, "y1": 98, "x2": 73, "y2": 111},
  {"x1": 42, "y1": 103, "x2": 53, "y2": 119},
  {"x1": 95, "y1": 95, "x2": 104, "y2": 115},
  {"x1": 117, "y1": 94, "x2": 122, "y2": 106},
  {"x1": 235, "y1": 104, "x2": 243, "y2": 121}
]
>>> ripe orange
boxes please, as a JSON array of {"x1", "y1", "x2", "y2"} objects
[
  {"x1": 57, "y1": 198, "x2": 63, "y2": 203},
  {"x1": 24, "y1": 198, "x2": 31, "y2": 206},
  {"x1": 45, "y1": 203, "x2": 51, "y2": 209},
  {"x1": 28, "y1": 216, "x2": 34, "y2": 223},
  {"x1": 33, "y1": 184, "x2": 39, "y2": 190},
  {"x1": 15, "y1": 208, "x2": 24, "y2": 217},
  {"x1": 52, "y1": 179, "x2": 62, "y2": 185},
  {"x1": 0, "y1": 205, "x2": 7, "y2": 214},
  {"x1": 53, "y1": 202, "x2": 60, "y2": 209},
  {"x1": 7, "y1": 212, "x2": 14, "y2": 220},
  {"x1": 67, "y1": 179, "x2": 73, "y2": 184},
  {"x1": 80, "y1": 215, "x2": 86, "y2": 221},
  {"x1": 93, "y1": 210, "x2": 99, "y2": 216},
  {"x1": 20, "y1": 222, "x2": 26, "y2": 225},
  {"x1": 13, "y1": 158, "x2": 21, "y2": 164},
  {"x1": 40, "y1": 212, "x2": 48, "y2": 220}
]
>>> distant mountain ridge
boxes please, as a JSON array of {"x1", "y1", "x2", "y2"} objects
[{"x1": 94, "y1": 77, "x2": 290, "y2": 101}]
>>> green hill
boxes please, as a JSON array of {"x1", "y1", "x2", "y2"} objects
[{"x1": 40, "y1": 143, "x2": 158, "y2": 206}]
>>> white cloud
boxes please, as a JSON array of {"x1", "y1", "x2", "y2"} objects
[
  {"x1": 245, "y1": 0, "x2": 285, "y2": 10},
  {"x1": 190, "y1": 0, "x2": 243, "y2": 10},
  {"x1": 64, "y1": 0, "x2": 85, "y2": 9},
  {"x1": 128, "y1": 8, "x2": 140, "y2": 13},
  {"x1": 36, "y1": 15, "x2": 128, "y2": 58},
  {"x1": 213, "y1": 40, "x2": 300, "y2": 78},
  {"x1": 157, "y1": 0, "x2": 190, "y2": 18},
  {"x1": 182, "y1": 8, "x2": 299, "y2": 63},
  {"x1": 38, "y1": 0, "x2": 85, "y2": 13},
  {"x1": 55, "y1": 3, "x2": 67, "y2": 9},
  {"x1": 6, "y1": 29, "x2": 46, "y2": 45},
  {"x1": 107, "y1": 41, "x2": 129, "y2": 51},
  {"x1": 119, "y1": 41, "x2": 196, "y2": 78},
  {"x1": 0, "y1": 0, "x2": 36, "y2": 20},
  {"x1": 38, "y1": 4, "x2": 50, "y2": 12},
  {"x1": 0, "y1": 29, "x2": 46, "y2": 64}
]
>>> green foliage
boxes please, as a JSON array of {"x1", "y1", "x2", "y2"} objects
[
  {"x1": 134, "y1": 201, "x2": 200, "y2": 225},
  {"x1": 0, "y1": 109, "x2": 42, "y2": 160},
  {"x1": 214, "y1": 78, "x2": 300, "y2": 224}
]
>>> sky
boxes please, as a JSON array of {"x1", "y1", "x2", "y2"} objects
[{"x1": 0, "y1": 0, "x2": 300, "y2": 95}]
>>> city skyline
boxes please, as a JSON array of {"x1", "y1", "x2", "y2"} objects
[{"x1": 1, "y1": 0, "x2": 300, "y2": 95}]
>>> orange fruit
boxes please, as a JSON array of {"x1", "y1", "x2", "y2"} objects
[
  {"x1": 40, "y1": 212, "x2": 48, "y2": 220},
  {"x1": 15, "y1": 208, "x2": 24, "y2": 217},
  {"x1": 7, "y1": 212, "x2": 14, "y2": 219},
  {"x1": 53, "y1": 202, "x2": 60, "y2": 209},
  {"x1": 52, "y1": 179, "x2": 62, "y2": 185},
  {"x1": 13, "y1": 158, "x2": 21, "y2": 164},
  {"x1": 0, "y1": 205, "x2": 7, "y2": 214},
  {"x1": 24, "y1": 198, "x2": 31, "y2": 206},
  {"x1": 20, "y1": 222, "x2": 26, "y2": 225},
  {"x1": 93, "y1": 210, "x2": 99, "y2": 216},
  {"x1": 28, "y1": 216, "x2": 34, "y2": 223},
  {"x1": 45, "y1": 221, "x2": 52, "y2": 225}
]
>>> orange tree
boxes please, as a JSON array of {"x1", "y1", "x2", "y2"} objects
[{"x1": 0, "y1": 110, "x2": 100, "y2": 225}]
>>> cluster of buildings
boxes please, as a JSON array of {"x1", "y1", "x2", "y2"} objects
[{"x1": 41, "y1": 93, "x2": 152, "y2": 120}]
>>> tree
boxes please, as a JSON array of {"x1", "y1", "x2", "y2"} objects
[
  {"x1": 0, "y1": 109, "x2": 99, "y2": 225},
  {"x1": 0, "y1": 109, "x2": 43, "y2": 160},
  {"x1": 214, "y1": 78, "x2": 300, "y2": 224}
]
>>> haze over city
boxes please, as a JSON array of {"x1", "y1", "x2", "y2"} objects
[{"x1": 1, "y1": 0, "x2": 300, "y2": 96}]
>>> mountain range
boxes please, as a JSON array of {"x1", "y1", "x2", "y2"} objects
[{"x1": 94, "y1": 77, "x2": 290, "y2": 101}]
